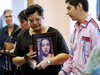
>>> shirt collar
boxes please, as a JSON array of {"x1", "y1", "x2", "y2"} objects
[
  {"x1": 13, "y1": 24, "x2": 18, "y2": 31},
  {"x1": 74, "y1": 14, "x2": 92, "y2": 29},
  {"x1": 3, "y1": 24, "x2": 18, "y2": 34},
  {"x1": 3, "y1": 26, "x2": 8, "y2": 33}
]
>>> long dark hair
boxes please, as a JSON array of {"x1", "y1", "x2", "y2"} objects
[{"x1": 39, "y1": 38, "x2": 52, "y2": 62}]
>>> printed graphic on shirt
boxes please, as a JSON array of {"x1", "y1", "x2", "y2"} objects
[
  {"x1": 82, "y1": 19, "x2": 100, "y2": 36},
  {"x1": 81, "y1": 20, "x2": 89, "y2": 27},
  {"x1": 90, "y1": 19, "x2": 98, "y2": 28},
  {"x1": 82, "y1": 36, "x2": 90, "y2": 43},
  {"x1": 82, "y1": 36, "x2": 90, "y2": 64},
  {"x1": 90, "y1": 19, "x2": 100, "y2": 36}
]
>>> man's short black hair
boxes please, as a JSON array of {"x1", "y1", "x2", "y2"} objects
[
  {"x1": 65, "y1": 0, "x2": 89, "y2": 12},
  {"x1": 18, "y1": 9, "x2": 28, "y2": 22},
  {"x1": 25, "y1": 4, "x2": 44, "y2": 18}
]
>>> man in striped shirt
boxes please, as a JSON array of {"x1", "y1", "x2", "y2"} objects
[{"x1": 58, "y1": 0, "x2": 100, "y2": 75}]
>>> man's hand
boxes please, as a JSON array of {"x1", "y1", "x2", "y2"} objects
[
  {"x1": 5, "y1": 50, "x2": 10, "y2": 53},
  {"x1": 58, "y1": 73, "x2": 61, "y2": 75},
  {"x1": 7, "y1": 48, "x2": 14, "y2": 56}
]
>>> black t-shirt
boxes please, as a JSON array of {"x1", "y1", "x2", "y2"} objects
[{"x1": 13, "y1": 27, "x2": 69, "y2": 75}]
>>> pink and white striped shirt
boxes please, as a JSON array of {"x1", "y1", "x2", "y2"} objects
[{"x1": 59, "y1": 15, "x2": 100, "y2": 75}]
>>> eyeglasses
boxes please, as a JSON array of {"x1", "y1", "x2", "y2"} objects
[
  {"x1": 4, "y1": 15, "x2": 13, "y2": 18},
  {"x1": 28, "y1": 17, "x2": 41, "y2": 23}
]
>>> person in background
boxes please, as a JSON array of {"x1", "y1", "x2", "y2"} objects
[
  {"x1": 12, "y1": 4, "x2": 69, "y2": 75},
  {"x1": 83, "y1": 44, "x2": 100, "y2": 75},
  {"x1": 0, "y1": 9, "x2": 21, "y2": 75},
  {"x1": 83, "y1": 13, "x2": 100, "y2": 75},
  {"x1": 15, "y1": 9, "x2": 30, "y2": 75},
  {"x1": 58, "y1": 0, "x2": 100, "y2": 75},
  {"x1": 18, "y1": 9, "x2": 30, "y2": 31}
]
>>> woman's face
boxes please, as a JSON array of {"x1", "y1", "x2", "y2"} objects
[
  {"x1": 28, "y1": 11, "x2": 44, "y2": 32},
  {"x1": 41, "y1": 39, "x2": 50, "y2": 54},
  {"x1": 3, "y1": 11, "x2": 14, "y2": 27},
  {"x1": 20, "y1": 19, "x2": 29, "y2": 30}
]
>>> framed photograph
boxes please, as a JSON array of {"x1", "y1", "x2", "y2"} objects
[{"x1": 32, "y1": 32, "x2": 57, "y2": 64}]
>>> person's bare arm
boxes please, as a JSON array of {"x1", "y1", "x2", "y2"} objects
[
  {"x1": 49, "y1": 53, "x2": 68, "y2": 65},
  {"x1": 36, "y1": 53, "x2": 68, "y2": 70},
  {"x1": 13, "y1": 56, "x2": 26, "y2": 66},
  {"x1": 0, "y1": 50, "x2": 5, "y2": 54},
  {"x1": 0, "y1": 49, "x2": 14, "y2": 56},
  {"x1": 13, "y1": 51, "x2": 36, "y2": 66}
]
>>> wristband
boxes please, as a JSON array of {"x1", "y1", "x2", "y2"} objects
[
  {"x1": 24, "y1": 54, "x2": 36, "y2": 70},
  {"x1": 61, "y1": 69, "x2": 67, "y2": 75}
]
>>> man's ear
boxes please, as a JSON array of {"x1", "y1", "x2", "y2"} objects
[
  {"x1": 42, "y1": 15, "x2": 44, "y2": 19},
  {"x1": 77, "y1": 3, "x2": 83, "y2": 11}
]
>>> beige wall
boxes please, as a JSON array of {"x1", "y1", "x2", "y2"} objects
[
  {"x1": 28, "y1": 0, "x2": 33, "y2": 6},
  {"x1": 34, "y1": 0, "x2": 70, "y2": 48}
]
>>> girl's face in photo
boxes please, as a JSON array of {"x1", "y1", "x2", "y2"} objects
[{"x1": 41, "y1": 39, "x2": 50, "y2": 54}]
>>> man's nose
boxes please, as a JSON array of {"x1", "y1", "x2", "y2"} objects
[{"x1": 66, "y1": 11, "x2": 69, "y2": 15}]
